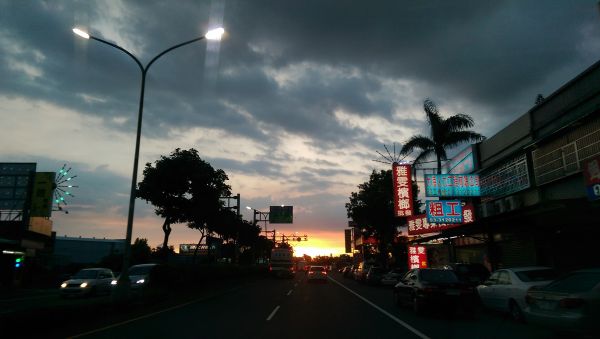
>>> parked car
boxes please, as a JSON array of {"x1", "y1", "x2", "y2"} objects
[
  {"x1": 442, "y1": 263, "x2": 490, "y2": 288},
  {"x1": 381, "y1": 268, "x2": 407, "y2": 286},
  {"x1": 60, "y1": 268, "x2": 115, "y2": 298},
  {"x1": 477, "y1": 266, "x2": 557, "y2": 321},
  {"x1": 354, "y1": 261, "x2": 376, "y2": 282},
  {"x1": 307, "y1": 265, "x2": 328, "y2": 282},
  {"x1": 524, "y1": 268, "x2": 600, "y2": 336},
  {"x1": 393, "y1": 268, "x2": 476, "y2": 314},
  {"x1": 366, "y1": 267, "x2": 386, "y2": 285}
]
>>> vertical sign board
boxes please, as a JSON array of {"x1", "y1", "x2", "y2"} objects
[
  {"x1": 583, "y1": 156, "x2": 600, "y2": 201},
  {"x1": 426, "y1": 200, "x2": 463, "y2": 224},
  {"x1": 30, "y1": 172, "x2": 56, "y2": 217},
  {"x1": 269, "y1": 206, "x2": 293, "y2": 223},
  {"x1": 344, "y1": 229, "x2": 352, "y2": 253},
  {"x1": 392, "y1": 163, "x2": 413, "y2": 217},
  {"x1": 408, "y1": 245, "x2": 428, "y2": 269}
]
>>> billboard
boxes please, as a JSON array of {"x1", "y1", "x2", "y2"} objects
[
  {"x1": 425, "y1": 174, "x2": 480, "y2": 197},
  {"x1": 408, "y1": 204, "x2": 475, "y2": 235},
  {"x1": 444, "y1": 145, "x2": 476, "y2": 174},
  {"x1": 269, "y1": 205, "x2": 293, "y2": 223},
  {"x1": 344, "y1": 229, "x2": 352, "y2": 253},
  {"x1": 583, "y1": 156, "x2": 600, "y2": 201},
  {"x1": 392, "y1": 163, "x2": 413, "y2": 217},
  {"x1": 30, "y1": 172, "x2": 56, "y2": 217},
  {"x1": 408, "y1": 245, "x2": 428, "y2": 269},
  {"x1": 0, "y1": 163, "x2": 36, "y2": 211},
  {"x1": 426, "y1": 200, "x2": 463, "y2": 223}
]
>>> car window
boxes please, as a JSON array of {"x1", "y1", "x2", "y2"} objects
[
  {"x1": 515, "y1": 269, "x2": 557, "y2": 282},
  {"x1": 497, "y1": 271, "x2": 511, "y2": 285},
  {"x1": 72, "y1": 270, "x2": 99, "y2": 279},
  {"x1": 419, "y1": 269, "x2": 459, "y2": 283},
  {"x1": 486, "y1": 271, "x2": 500, "y2": 285},
  {"x1": 545, "y1": 272, "x2": 600, "y2": 293},
  {"x1": 129, "y1": 265, "x2": 155, "y2": 275}
]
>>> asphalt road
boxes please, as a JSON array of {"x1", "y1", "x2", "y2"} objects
[{"x1": 52, "y1": 271, "x2": 556, "y2": 339}]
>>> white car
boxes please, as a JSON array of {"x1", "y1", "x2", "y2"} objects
[
  {"x1": 307, "y1": 265, "x2": 328, "y2": 282},
  {"x1": 60, "y1": 268, "x2": 115, "y2": 298},
  {"x1": 381, "y1": 268, "x2": 407, "y2": 286},
  {"x1": 476, "y1": 266, "x2": 557, "y2": 321}
]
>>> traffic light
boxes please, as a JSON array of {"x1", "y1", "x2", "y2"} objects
[{"x1": 14, "y1": 256, "x2": 24, "y2": 268}]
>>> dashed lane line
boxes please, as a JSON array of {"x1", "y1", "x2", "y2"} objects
[
  {"x1": 266, "y1": 305, "x2": 280, "y2": 321},
  {"x1": 286, "y1": 289, "x2": 293, "y2": 296},
  {"x1": 328, "y1": 276, "x2": 431, "y2": 339}
]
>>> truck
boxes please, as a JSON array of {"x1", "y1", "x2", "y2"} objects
[{"x1": 269, "y1": 247, "x2": 295, "y2": 278}]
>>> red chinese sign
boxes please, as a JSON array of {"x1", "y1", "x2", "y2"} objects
[
  {"x1": 407, "y1": 204, "x2": 475, "y2": 235},
  {"x1": 408, "y1": 245, "x2": 428, "y2": 269},
  {"x1": 392, "y1": 163, "x2": 413, "y2": 217}
]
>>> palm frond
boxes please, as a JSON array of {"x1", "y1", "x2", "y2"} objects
[
  {"x1": 424, "y1": 99, "x2": 443, "y2": 129},
  {"x1": 443, "y1": 114, "x2": 475, "y2": 132},
  {"x1": 443, "y1": 131, "x2": 486, "y2": 149},
  {"x1": 400, "y1": 135, "x2": 435, "y2": 155}
]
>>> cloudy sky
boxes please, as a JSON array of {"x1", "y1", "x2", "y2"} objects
[{"x1": 1, "y1": 0, "x2": 599, "y2": 256}]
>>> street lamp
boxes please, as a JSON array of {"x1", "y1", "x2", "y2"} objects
[{"x1": 73, "y1": 26, "x2": 225, "y2": 301}]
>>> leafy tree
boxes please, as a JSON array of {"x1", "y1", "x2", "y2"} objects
[
  {"x1": 137, "y1": 148, "x2": 231, "y2": 255},
  {"x1": 400, "y1": 99, "x2": 485, "y2": 174},
  {"x1": 346, "y1": 170, "x2": 420, "y2": 265},
  {"x1": 131, "y1": 238, "x2": 152, "y2": 265}
]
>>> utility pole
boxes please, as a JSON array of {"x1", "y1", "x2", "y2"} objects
[{"x1": 222, "y1": 194, "x2": 241, "y2": 264}]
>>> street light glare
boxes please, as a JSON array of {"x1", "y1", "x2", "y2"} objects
[
  {"x1": 72, "y1": 28, "x2": 90, "y2": 39},
  {"x1": 246, "y1": 206, "x2": 252, "y2": 210},
  {"x1": 205, "y1": 27, "x2": 225, "y2": 41}
]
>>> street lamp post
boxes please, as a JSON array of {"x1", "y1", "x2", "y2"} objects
[{"x1": 73, "y1": 26, "x2": 224, "y2": 301}]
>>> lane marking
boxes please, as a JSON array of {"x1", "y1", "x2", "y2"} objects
[
  {"x1": 294, "y1": 283, "x2": 298, "y2": 287},
  {"x1": 266, "y1": 305, "x2": 280, "y2": 321},
  {"x1": 286, "y1": 289, "x2": 293, "y2": 296},
  {"x1": 67, "y1": 285, "x2": 243, "y2": 338},
  {"x1": 328, "y1": 276, "x2": 430, "y2": 339}
]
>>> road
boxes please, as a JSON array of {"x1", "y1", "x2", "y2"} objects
[{"x1": 42, "y1": 271, "x2": 556, "y2": 339}]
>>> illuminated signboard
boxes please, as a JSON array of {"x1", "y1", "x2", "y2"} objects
[
  {"x1": 392, "y1": 163, "x2": 413, "y2": 217},
  {"x1": 583, "y1": 155, "x2": 600, "y2": 201},
  {"x1": 408, "y1": 245, "x2": 428, "y2": 269},
  {"x1": 425, "y1": 174, "x2": 480, "y2": 197},
  {"x1": 444, "y1": 145, "x2": 476, "y2": 174},
  {"x1": 426, "y1": 200, "x2": 463, "y2": 223},
  {"x1": 480, "y1": 154, "x2": 530, "y2": 199},
  {"x1": 408, "y1": 204, "x2": 475, "y2": 235}
]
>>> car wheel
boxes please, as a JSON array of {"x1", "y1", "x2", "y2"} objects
[{"x1": 509, "y1": 300, "x2": 524, "y2": 322}]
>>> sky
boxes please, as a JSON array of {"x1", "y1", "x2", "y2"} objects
[{"x1": 1, "y1": 0, "x2": 599, "y2": 257}]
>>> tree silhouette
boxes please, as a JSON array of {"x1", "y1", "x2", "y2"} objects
[
  {"x1": 400, "y1": 99, "x2": 485, "y2": 174},
  {"x1": 137, "y1": 148, "x2": 231, "y2": 255}
]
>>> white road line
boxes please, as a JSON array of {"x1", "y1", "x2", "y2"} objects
[
  {"x1": 266, "y1": 305, "x2": 280, "y2": 321},
  {"x1": 328, "y1": 276, "x2": 430, "y2": 339},
  {"x1": 294, "y1": 283, "x2": 298, "y2": 287},
  {"x1": 286, "y1": 289, "x2": 293, "y2": 296}
]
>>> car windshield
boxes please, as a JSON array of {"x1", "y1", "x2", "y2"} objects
[
  {"x1": 310, "y1": 266, "x2": 325, "y2": 272},
  {"x1": 72, "y1": 270, "x2": 99, "y2": 279},
  {"x1": 128, "y1": 265, "x2": 155, "y2": 275},
  {"x1": 544, "y1": 272, "x2": 600, "y2": 293},
  {"x1": 420, "y1": 270, "x2": 459, "y2": 283},
  {"x1": 515, "y1": 269, "x2": 558, "y2": 282}
]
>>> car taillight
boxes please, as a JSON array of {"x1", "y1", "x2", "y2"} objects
[
  {"x1": 559, "y1": 298, "x2": 585, "y2": 309},
  {"x1": 423, "y1": 287, "x2": 436, "y2": 293},
  {"x1": 269, "y1": 265, "x2": 272, "y2": 271},
  {"x1": 323, "y1": 271, "x2": 327, "y2": 275},
  {"x1": 308, "y1": 271, "x2": 314, "y2": 275}
]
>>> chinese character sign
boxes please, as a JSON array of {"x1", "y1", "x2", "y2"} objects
[
  {"x1": 408, "y1": 204, "x2": 475, "y2": 235},
  {"x1": 392, "y1": 163, "x2": 413, "y2": 217},
  {"x1": 425, "y1": 174, "x2": 481, "y2": 197},
  {"x1": 407, "y1": 245, "x2": 428, "y2": 269},
  {"x1": 426, "y1": 200, "x2": 463, "y2": 223},
  {"x1": 583, "y1": 156, "x2": 600, "y2": 201}
]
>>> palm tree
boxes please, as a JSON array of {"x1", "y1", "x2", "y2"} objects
[{"x1": 400, "y1": 99, "x2": 485, "y2": 174}]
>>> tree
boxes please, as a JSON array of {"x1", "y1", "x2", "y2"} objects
[
  {"x1": 346, "y1": 170, "x2": 420, "y2": 265},
  {"x1": 136, "y1": 148, "x2": 231, "y2": 255},
  {"x1": 131, "y1": 238, "x2": 152, "y2": 265},
  {"x1": 400, "y1": 99, "x2": 485, "y2": 174}
]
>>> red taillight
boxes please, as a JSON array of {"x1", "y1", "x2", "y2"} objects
[
  {"x1": 308, "y1": 271, "x2": 314, "y2": 275},
  {"x1": 323, "y1": 271, "x2": 327, "y2": 275},
  {"x1": 559, "y1": 298, "x2": 585, "y2": 309},
  {"x1": 423, "y1": 287, "x2": 436, "y2": 294},
  {"x1": 269, "y1": 265, "x2": 272, "y2": 271}
]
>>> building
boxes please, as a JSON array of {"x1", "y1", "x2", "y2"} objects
[{"x1": 412, "y1": 59, "x2": 600, "y2": 273}]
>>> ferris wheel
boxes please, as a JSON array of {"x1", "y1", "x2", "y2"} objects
[{"x1": 53, "y1": 164, "x2": 78, "y2": 214}]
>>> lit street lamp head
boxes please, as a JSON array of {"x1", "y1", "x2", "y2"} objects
[
  {"x1": 205, "y1": 27, "x2": 225, "y2": 41},
  {"x1": 72, "y1": 28, "x2": 90, "y2": 39}
]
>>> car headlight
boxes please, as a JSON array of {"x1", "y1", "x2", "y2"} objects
[
  {"x1": 111, "y1": 280, "x2": 117, "y2": 285},
  {"x1": 60, "y1": 282, "x2": 67, "y2": 288},
  {"x1": 136, "y1": 279, "x2": 145, "y2": 284},
  {"x1": 80, "y1": 282, "x2": 88, "y2": 288}
]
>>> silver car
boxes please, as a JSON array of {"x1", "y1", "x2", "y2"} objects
[
  {"x1": 60, "y1": 268, "x2": 115, "y2": 298},
  {"x1": 524, "y1": 268, "x2": 600, "y2": 336},
  {"x1": 476, "y1": 266, "x2": 557, "y2": 321}
]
